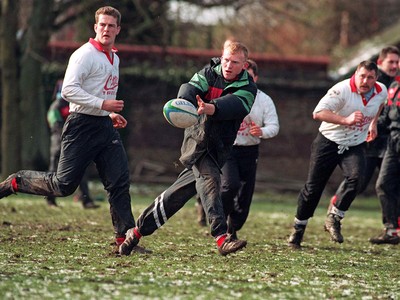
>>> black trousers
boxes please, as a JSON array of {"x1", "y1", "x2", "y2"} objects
[
  {"x1": 376, "y1": 135, "x2": 400, "y2": 229},
  {"x1": 136, "y1": 152, "x2": 228, "y2": 239},
  {"x1": 220, "y1": 145, "x2": 259, "y2": 236},
  {"x1": 296, "y1": 133, "x2": 366, "y2": 220},
  {"x1": 46, "y1": 126, "x2": 92, "y2": 204},
  {"x1": 359, "y1": 156, "x2": 383, "y2": 193},
  {"x1": 15, "y1": 113, "x2": 135, "y2": 237}
]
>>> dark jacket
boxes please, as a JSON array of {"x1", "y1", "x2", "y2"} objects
[
  {"x1": 381, "y1": 79, "x2": 400, "y2": 152},
  {"x1": 178, "y1": 57, "x2": 257, "y2": 169},
  {"x1": 366, "y1": 71, "x2": 395, "y2": 157}
]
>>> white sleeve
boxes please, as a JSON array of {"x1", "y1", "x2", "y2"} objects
[
  {"x1": 313, "y1": 82, "x2": 347, "y2": 114},
  {"x1": 260, "y1": 95, "x2": 279, "y2": 139},
  {"x1": 61, "y1": 50, "x2": 104, "y2": 110}
]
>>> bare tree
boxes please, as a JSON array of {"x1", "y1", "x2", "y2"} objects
[
  {"x1": 17, "y1": 0, "x2": 55, "y2": 169},
  {"x1": 1, "y1": 0, "x2": 21, "y2": 177}
]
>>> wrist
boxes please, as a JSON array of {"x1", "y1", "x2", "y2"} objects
[{"x1": 207, "y1": 103, "x2": 215, "y2": 115}]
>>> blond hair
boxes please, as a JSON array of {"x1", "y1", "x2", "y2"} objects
[{"x1": 224, "y1": 42, "x2": 249, "y2": 61}]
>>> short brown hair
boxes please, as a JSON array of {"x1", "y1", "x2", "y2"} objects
[
  {"x1": 378, "y1": 46, "x2": 400, "y2": 61},
  {"x1": 357, "y1": 60, "x2": 378, "y2": 74},
  {"x1": 95, "y1": 6, "x2": 121, "y2": 26},
  {"x1": 246, "y1": 59, "x2": 258, "y2": 77}
]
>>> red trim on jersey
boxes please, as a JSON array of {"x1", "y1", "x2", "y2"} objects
[
  {"x1": 349, "y1": 74, "x2": 382, "y2": 93},
  {"x1": 349, "y1": 74, "x2": 381, "y2": 106},
  {"x1": 89, "y1": 38, "x2": 118, "y2": 64}
]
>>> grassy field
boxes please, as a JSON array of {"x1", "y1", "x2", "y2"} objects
[{"x1": 0, "y1": 184, "x2": 399, "y2": 300}]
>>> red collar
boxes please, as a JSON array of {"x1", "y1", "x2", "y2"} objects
[
  {"x1": 89, "y1": 38, "x2": 118, "y2": 64},
  {"x1": 349, "y1": 74, "x2": 382, "y2": 106},
  {"x1": 349, "y1": 74, "x2": 382, "y2": 94}
]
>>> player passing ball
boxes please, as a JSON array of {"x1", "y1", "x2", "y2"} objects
[
  {"x1": 196, "y1": 94, "x2": 215, "y2": 115},
  {"x1": 119, "y1": 41, "x2": 257, "y2": 256}
]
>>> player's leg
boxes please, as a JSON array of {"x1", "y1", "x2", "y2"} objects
[
  {"x1": 93, "y1": 128, "x2": 135, "y2": 239},
  {"x1": 195, "y1": 193, "x2": 207, "y2": 226},
  {"x1": 221, "y1": 151, "x2": 241, "y2": 220},
  {"x1": 45, "y1": 130, "x2": 62, "y2": 206},
  {"x1": 77, "y1": 170, "x2": 99, "y2": 209},
  {"x1": 325, "y1": 144, "x2": 365, "y2": 243},
  {"x1": 358, "y1": 156, "x2": 379, "y2": 194},
  {"x1": 194, "y1": 155, "x2": 247, "y2": 255},
  {"x1": 332, "y1": 144, "x2": 365, "y2": 213},
  {"x1": 372, "y1": 144, "x2": 400, "y2": 244},
  {"x1": 288, "y1": 133, "x2": 339, "y2": 248},
  {"x1": 296, "y1": 133, "x2": 339, "y2": 220},
  {"x1": 0, "y1": 113, "x2": 99, "y2": 199},
  {"x1": 140, "y1": 168, "x2": 196, "y2": 233},
  {"x1": 227, "y1": 145, "x2": 258, "y2": 238},
  {"x1": 119, "y1": 168, "x2": 197, "y2": 255}
]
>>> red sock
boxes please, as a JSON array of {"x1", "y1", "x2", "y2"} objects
[
  {"x1": 216, "y1": 234, "x2": 227, "y2": 247},
  {"x1": 116, "y1": 237, "x2": 125, "y2": 246},
  {"x1": 11, "y1": 178, "x2": 18, "y2": 192},
  {"x1": 133, "y1": 227, "x2": 142, "y2": 239},
  {"x1": 331, "y1": 195, "x2": 337, "y2": 205}
]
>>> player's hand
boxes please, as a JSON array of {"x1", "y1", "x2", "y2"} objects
[
  {"x1": 367, "y1": 123, "x2": 378, "y2": 142},
  {"x1": 196, "y1": 95, "x2": 215, "y2": 115},
  {"x1": 345, "y1": 110, "x2": 364, "y2": 125},
  {"x1": 110, "y1": 112, "x2": 127, "y2": 128},
  {"x1": 102, "y1": 100, "x2": 124, "y2": 112},
  {"x1": 249, "y1": 122, "x2": 262, "y2": 137}
]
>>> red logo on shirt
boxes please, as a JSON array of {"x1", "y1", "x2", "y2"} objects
[{"x1": 104, "y1": 75, "x2": 118, "y2": 91}]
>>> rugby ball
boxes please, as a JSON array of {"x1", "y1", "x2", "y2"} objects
[{"x1": 163, "y1": 98, "x2": 199, "y2": 128}]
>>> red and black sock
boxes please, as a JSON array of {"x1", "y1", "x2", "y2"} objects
[
  {"x1": 216, "y1": 234, "x2": 227, "y2": 247},
  {"x1": 11, "y1": 178, "x2": 18, "y2": 192}
]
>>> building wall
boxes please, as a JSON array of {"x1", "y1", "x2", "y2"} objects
[{"x1": 121, "y1": 75, "x2": 348, "y2": 195}]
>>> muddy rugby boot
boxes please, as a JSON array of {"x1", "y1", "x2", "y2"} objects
[
  {"x1": 288, "y1": 224, "x2": 306, "y2": 249},
  {"x1": 369, "y1": 230, "x2": 400, "y2": 245},
  {"x1": 119, "y1": 228, "x2": 139, "y2": 255},
  {"x1": 218, "y1": 235, "x2": 247, "y2": 256},
  {"x1": 324, "y1": 214, "x2": 344, "y2": 243}
]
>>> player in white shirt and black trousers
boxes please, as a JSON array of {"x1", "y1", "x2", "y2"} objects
[
  {"x1": 288, "y1": 60, "x2": 387, "y2": 249},
  {"x1": 0, "y1": 6, "x2": 147, "y2": 254},
  {"x1": 221, "y1": 59, "x2": 279, "y2": 240}
]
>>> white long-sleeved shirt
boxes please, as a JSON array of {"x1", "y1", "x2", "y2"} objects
[
  {"x1": 234, "y1": 89, "x2": 279, "y2": 146},
  {"x1": 314, "y1": 76, "x2": 387, "y2": 147},
  {"x1": 61, "y1": 39, "x2": 119, "y2": 116}
]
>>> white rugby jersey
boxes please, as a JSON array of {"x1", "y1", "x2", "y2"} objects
[
  {"x1": 234, "y1": 89, "x2": 279, "y2": 146},
  {"x1": 62, "y1": 38, "x2": 119, "y2": 116},
  {"x1": 313, "y1": 75, "x2": 387, "y2": 147}
]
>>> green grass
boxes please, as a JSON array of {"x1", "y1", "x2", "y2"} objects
[{"x1": 0, "y1": 185, "x2": 399, "y2": 300}]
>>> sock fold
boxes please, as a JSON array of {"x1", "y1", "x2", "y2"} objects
[
  {"x1": 216, "y1": 234, "x2": 227, "y2": 247},
  {"x1": 11, "y1": 178, "x2": 18, "y2": 192},
  {"x1": 116, "y1": 237, "x2": 125, "y2": 246},
  {"x1": 294, "y1": 218, "x2": 308, "y2": 226},
  {"x1": 133, "y1": 227, "x2": 142, "y2": 239}
]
